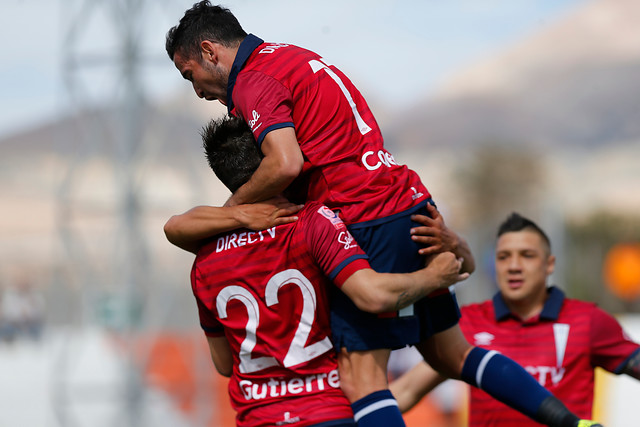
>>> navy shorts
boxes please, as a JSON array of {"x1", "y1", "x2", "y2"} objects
[
  {"x1": 311, "y1": 419, "x2": 356, "y2": 427},
  {"x1": 329, "y1": 200, "x2": 461, "y2": 351}
]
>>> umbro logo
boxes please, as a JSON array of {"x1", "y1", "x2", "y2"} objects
[
  {"x1": 411, "y1": 187, "x2": 424, "y2": 200},
  {"x1": 473, "y1": 331, "x2": 495, "y2": 346}
]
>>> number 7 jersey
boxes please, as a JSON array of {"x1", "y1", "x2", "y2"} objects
[
  {"x1": 227, "y1": 34, "x2": 430, "y2": 227},
  {"x1": 191, "y1": 202, "x2": 369, "y2": 426}
]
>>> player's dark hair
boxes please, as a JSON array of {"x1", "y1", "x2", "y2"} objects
[
  {"x1": 201, "y1": 115, "x2": 261, "y2": 193},
  {"x1": 497, "y1": 212, "x2": 551, "y2": 251},
  {"x1": 166, "y1": 1, "x2": 247, "y2": 61}
]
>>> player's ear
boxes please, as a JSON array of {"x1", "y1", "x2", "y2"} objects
[
  {"x1": 546, "y1": 254, "x2": 556, "y2": 276},
  {"x1": 200, "y1": 40, "x2": 218, "y2": 64}
]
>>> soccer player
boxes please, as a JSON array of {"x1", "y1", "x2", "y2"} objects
[
  {"x1": 390, "y1": 212, "x2": 640, "y2": 426},
  {"x1": 165, "y1": 3, "x2": 596, "y2": 426},
  {"x1": 182, "y1": 115, "x2": 468, "y2": 427}
]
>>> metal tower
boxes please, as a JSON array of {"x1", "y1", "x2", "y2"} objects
[{"x1": 52, "y1": 1, "x2": 213, "y2": 426}]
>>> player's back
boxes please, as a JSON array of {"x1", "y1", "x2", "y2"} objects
[
  {"x1": 232, "y1": 38, "x2": 429, "y2": 226},
  {"x1": 191, "y1": 202, "x2": 360, "y2": 426}
]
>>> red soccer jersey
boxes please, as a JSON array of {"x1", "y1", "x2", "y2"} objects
[
  {"x1": 459, "y1": 287, "x2": 640, "y2": 427},
  {"x1": 227, "y1": 35, "x2": 430, "y2": 226},
  {"x1": 191, "y1": 202, "x2": 369, "y2": 427}
]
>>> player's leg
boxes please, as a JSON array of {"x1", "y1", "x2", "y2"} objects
[
  {"x1": 329, "y1": 288, "x2": 409, "y2": 427},
  {"x1": 416, "y1": 323, "x2": 584, "y2": 427},
  {"x1": 309, "y1": 419, "x2": 357, "y2": 427},
  {"x1": 337, "y1": 348, "x2": 405, "y2": 427},
  {"x1": 337, "y1": 348, "x2": 390, "y2": 401},
  {"x1": 333, "y1": 203, "x2": 433, "y2": 427}
]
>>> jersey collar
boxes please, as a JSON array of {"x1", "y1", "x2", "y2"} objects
[
  {"x1": 227, "y1": 33, "x2": 264, "y2": 114},
  {"x1": 493, "y1": 286, "x2": 565, "y2": 323}
]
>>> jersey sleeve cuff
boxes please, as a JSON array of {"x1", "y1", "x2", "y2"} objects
[
  {"x1": 613, "y1": 347, "x2": 640, "y2": 374},
  {"x1": 332, "y1": 257, "x2": 370, "y2": 288},
  {"x1": 256, "y1": 122, "x2": 295, "y2": 147},
  {"x1": 202, "y1": 324, "x2": 225, "y2": 338}
]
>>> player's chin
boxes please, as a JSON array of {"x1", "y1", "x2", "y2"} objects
[{"x1": 498, "y1": 282, "x2": 523, "y2": 296}]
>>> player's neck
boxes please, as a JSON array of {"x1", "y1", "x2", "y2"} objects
[
  {"x1": 506, "y1": 290, "x2": 547, "y2": 321},
  {"x1": 511, "y1": 303, "x2": 543, "y2": 321}
]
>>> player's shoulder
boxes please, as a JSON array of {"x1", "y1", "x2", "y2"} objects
[
  {"x1": 300, "y1": 202, "x2": 340, "y2": 221},
  {"x1": 460, "y1": 300, "x2": 495, "y2": 324},
  {"x1": 462, "y1": 299, "x2": 494, "y2": 314},
  {"x1": 248, "y1": 41, "x2": 317, "y2": 67},
  {"x1": 561, "y1": 297, "x2": 599, "y2": 314},
  {"x1": 557, "y1": 297, "x2": 616, "y2": 329},
  {"x1": 297, "y1": 203, "x2": 347, "y2": 235},
  {"x1": 258, "y1": 41, "x2": 316, "y2": 56}
]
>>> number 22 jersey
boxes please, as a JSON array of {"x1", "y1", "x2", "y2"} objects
[{"x1": 191, "y1": 202, "x2": 369, "y2": 426}]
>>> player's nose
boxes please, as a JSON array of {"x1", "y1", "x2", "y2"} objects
[{"x1": 508, "y1": 257, "x2": 522, "y2": 271}]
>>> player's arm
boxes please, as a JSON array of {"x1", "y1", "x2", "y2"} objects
[
  {"x1": 410, "y1": 203, "x2": 475, "y2": 274},
  {"x1": 620, "y1": 349, "x2": 640, "y2": 380},
  {"x1": 164, "y1": 197, "x2": 303, "y2": 254},
  {"x1": 590, "y1": 307, "x2": 640, "y2": 380},
  {"x1": 340, "y1": 251, "x2": 469, "y2": 313},
  {"x1": 389, "y1": 361, "x2": 448, "y2": 413},
  {"x1": 225, "y1": 127, "x2": 304, "y2": 207},
  {"x1": 206, "y1": 335, "x2": 233, "y2": 377}
]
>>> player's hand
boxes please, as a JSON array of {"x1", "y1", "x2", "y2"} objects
[
  {"x1": 410, "y1": 204, "x2": 460, "y2": 256},
  {"x1": 235, "y1": 196, "x2": 303, "y2": 230},
  {"x1": 425, "y1": 252, "x2": 469, "y2": 289}
]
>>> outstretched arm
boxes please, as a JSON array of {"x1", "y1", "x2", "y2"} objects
[
  {"x1": 341, "y1": 251, "x2": 469, "y2": 314},
  {"x1": 390, "y1": 361, "x2": 448, "y2": 413},
  {"x1": 225, "y1": 127, "x2": 304, "y2": 207},
  {"x1": 410, "y1": 204, "x2": 476, "y2": 274},
  {"x1": 164, "y1": 197, "x2": 303, "y2": 254}
]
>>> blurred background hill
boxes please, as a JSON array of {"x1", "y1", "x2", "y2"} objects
[
  {"x1": 381, "y1": 0, "x2": 640, "y2": 306},
  {"x1": 1, "y1": 0, "x2": 639, "y2": 426},
  {"x1": 390, "y1": 0, "x2": 640, "y2": 150}
]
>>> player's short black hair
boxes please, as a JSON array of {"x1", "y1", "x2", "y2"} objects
[
  {"x1": 497, "y1": 212, "x2": 551, "y2": 251},
  {"x1": 201, "y1": 115, "x2": 261, "y2": 193},
  {"x1": 165, "y1": 1, "x2": 247, "y2": 61}
]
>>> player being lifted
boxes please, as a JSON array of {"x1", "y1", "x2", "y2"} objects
[{"x1": 177, "y1": 115, "x2": 468, "y2": 426}]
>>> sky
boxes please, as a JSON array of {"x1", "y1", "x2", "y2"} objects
[{"x1": 0, "y1": 0, "x2": 586, "y2": 140}]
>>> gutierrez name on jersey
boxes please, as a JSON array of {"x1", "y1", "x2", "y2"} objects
[{"x1": 238, "y1": 369, "x2": 340, "y2": 401}]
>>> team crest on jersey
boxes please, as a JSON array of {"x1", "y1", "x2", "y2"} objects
[
  {"x1": 473, "y1": 331, "x2": 495, "y2": 346},
  {"x1": 317, "y1": 206, "x2": 345, "y2": 230}
]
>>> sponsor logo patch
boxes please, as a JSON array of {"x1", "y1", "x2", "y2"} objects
[
  {"x1": 248, "y1": 109, "x2": 262, "y2": 132},
  {"x1": 276, "y1": 412, "x2": 301, "y2": 426},
  {"x1": 338, "y1": 231, "x2": 357, "y2": 250},
  {"x1": 361, "y1": 149, "x2": 399, "y2": 171},
  {"x1": 317, "y1": 206, "x2": 345, "y2": 230}
]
